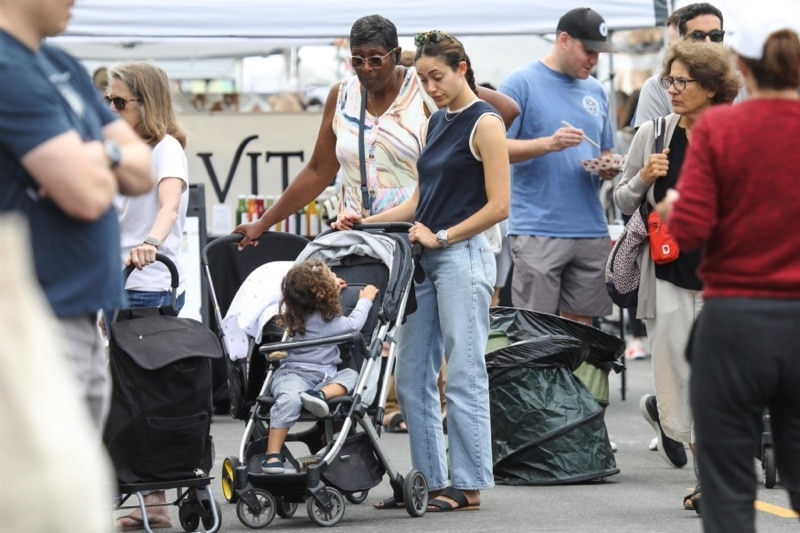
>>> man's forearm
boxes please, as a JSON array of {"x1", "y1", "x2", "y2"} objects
[{"x1": 507, "y1": 137, "x2": 553, "y2": 164}]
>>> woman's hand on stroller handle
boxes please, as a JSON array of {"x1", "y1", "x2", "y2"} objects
[{"x1": 331, "y1": 212, "x2": 362, "y2": 230}]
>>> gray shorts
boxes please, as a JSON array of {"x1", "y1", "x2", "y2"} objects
[{"x1": 510, "y1": 235, "x2": 612, "y2": 318}]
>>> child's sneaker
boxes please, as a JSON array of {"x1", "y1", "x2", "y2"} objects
[
  {"x1": 625, "y1": 338, "x2": 647, "y2": 360},
  {"x1": 261, "y1": 453, "x2": 284, "y2": 474},
  {"x1": 300, "y1": 389, "x2": 330, "y2": 417}
]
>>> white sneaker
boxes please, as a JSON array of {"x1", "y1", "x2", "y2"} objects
[{"x1": 625, "y1": 338, "x2": 647, "y2": 360}]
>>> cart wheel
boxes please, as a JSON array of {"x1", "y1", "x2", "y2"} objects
[
  {"x1": 276, "y1": 497, "x2": 298, "y2": 518},
  {"x1": 178, "y1": 505, "x2": 200, "y2": 532},
  {"x1": 221, "y1": 456, "x2": 240, "y2": 503},
  {"x1": 403, "y1": 469, "x2": 428, "y2": 517},
  {"x1": 763, "y1": 446, "x2": 777, "y2": 488},
  {"x1": 201, "y1": 497, "x2": 222, "y2": 530},
  {"x1": 344, "y1": 490, "x2": 368, "y2": 504},
  {"x1": 236, "y1": 488, "x2": 276, "y2": 529},
  {"x1": 307, "y1": 487, "x2": 345, "y2": 527}
]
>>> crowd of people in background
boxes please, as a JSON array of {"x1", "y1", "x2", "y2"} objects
[{"x1": 1, "y1": 1, "x2": 798, "y2": 531}]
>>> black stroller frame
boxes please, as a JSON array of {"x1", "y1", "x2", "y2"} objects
[
  {"x1": 202, "y1": 225, "x2": 428, "y2": 528},
  {"x1": 107, "y1": 254, "x2": 222, "y2": 533}
]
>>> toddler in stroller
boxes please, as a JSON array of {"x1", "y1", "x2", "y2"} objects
[
  {"x1": 212, "y1": 225, "x2": 428, "y2": 528},
  {"x1": 260, "y1": 258, "x2": 379, "y2": 474}
]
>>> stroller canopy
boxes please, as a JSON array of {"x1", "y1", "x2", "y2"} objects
[
  {"x1": 296, "y1": 230, "x2": 413, "y2": 325},
  {"x1": 486, "y1": 308, "x2": 623, "y2": 485}
]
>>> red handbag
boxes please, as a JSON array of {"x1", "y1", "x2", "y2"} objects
[{"x1": 647, "y1": 211, "x2": 680, "y2": 264}]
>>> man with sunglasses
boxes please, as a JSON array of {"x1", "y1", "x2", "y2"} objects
[
  {"x1": 634, "y1": 3, "x2": 727, "y2": 128},
  {"x1": 0, "y1": 0, "x2": 153, "y2": 433}
]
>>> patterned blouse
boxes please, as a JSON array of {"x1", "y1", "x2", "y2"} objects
[{"x1": 332, "y1": 67, "x2": 430, "y2": 216}]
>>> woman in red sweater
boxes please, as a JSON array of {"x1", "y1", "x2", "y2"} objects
[{"x1": 662, "y1": 14, "x2": 800, "y2": 533}]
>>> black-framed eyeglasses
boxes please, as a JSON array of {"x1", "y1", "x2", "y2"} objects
[
  {"x1": 686, "y1": 30, "x2": 725, "y2": 43},
  {"x1": 348, "y1": 49, "x2": 396, "y2": 70},
  {"x1": 660, "y1": 77, "x2": 699, "y2": 91},
  {"x1": 104, "y1": 95, "x2": 139, "y2": 111},
  {"x1": 414, "y1": 30, "x2": 449, "y2": 47}
]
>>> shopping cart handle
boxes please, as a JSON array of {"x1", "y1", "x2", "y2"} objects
[{"x1": 123, "y1": 253, "x2": 179, "y2": 290}]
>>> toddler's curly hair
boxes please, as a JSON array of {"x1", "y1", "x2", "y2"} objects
[{"x1": 279, "y1": 259, "x2": 342, "y2": 336}]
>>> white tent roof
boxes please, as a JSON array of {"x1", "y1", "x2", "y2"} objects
[{"x1": 51, "y1": 0, "x2": 669, "y2": 61}]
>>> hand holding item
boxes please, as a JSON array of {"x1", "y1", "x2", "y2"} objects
[
  {"x1": 128, "y1": 243, "x2": 157, "y2": 270},
  {"x1": 561, "y1": 120, "x2": 601, "y2": 149},
  {"x1": 641, "y1": 149, "x2": 670, "y2": 185},
  {"x1": 234, "y1": 220, "x2": 265, "y2": 250},
  {"x1": 359, "y1": 284, "x2": 379, "y2": 301},
  {"x1": 408, "y1": 221, "x2": 437, "y2": 249},
  {"x1": 550, "y1": 125, "x2": 585, "y2": 152},
  {"x1": 331, "y1": 211, "x2": 361, "y2": 230},
  {"x1": 581, "y1": 153, "x2": 627, "y2": 176},
  {"x1": 597, "y1": 154, "x2": 624, "y2": 181}
]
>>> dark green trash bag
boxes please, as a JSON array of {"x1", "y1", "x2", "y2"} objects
[{"x1": 487, "y1": 307, "x2": 624, "y2": 485}]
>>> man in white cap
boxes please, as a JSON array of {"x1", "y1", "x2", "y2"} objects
[{"x1": 500, "y1": 7, "x2": 617, "y2": 327}]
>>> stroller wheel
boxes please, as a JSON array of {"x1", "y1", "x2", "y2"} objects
[
  {"x1": 403, "y1": 469, "x2": 428, "y2": 517},
  {"x1": 178, "y1": 506, "x2": 200, "y2": 532},
  {"x1": 307, "y1": 487, "x2": 345, "y2": 527},
  {"x1": 344, "y1": 490, "x2": 369, "y2": 504},
  {"x1": 237, "y1": 488, "x2": 276, "y2": 529},
  {"x1": 221, "y1": 456, "x2": 240, "y2": 503},
  {"x1": 763, "y1": 446, "x2": 777, "y2": 488},
  {"x1": 201, "y1": 498, "x2": 222, "y2": 530},
  {"x1": 276, "y1": 497, "x2": 298, "y2": 518}
]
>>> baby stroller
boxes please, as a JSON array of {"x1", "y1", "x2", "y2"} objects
[
  {"x1": 104, "y1": 254, "x2": 223, "y2": 532},
  {"x1": 205, "y1": 225, "x2": 428, "y2": 528},
  {"x1": 201, "y1": 230, "x2": 310, "y2": 503}
]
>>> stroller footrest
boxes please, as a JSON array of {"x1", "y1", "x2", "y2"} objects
[{"x1": 255, "y1": 395, "x2": 353, "y2": 416}]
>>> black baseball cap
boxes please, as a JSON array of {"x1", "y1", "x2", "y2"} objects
[{"x1": 557, "y1": 7, "x2": 617, "y2": 53}]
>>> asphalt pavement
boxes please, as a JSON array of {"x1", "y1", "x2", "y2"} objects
[{"x1": 134, "y1": 355, "x2": 798, "y2": 532}]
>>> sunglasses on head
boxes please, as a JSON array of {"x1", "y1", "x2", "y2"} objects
[
  {"x1": 414, "y1": 30, "x2": 448, "y2": 47},
  {"x1": 348, "y1": 49, "x2": 396, "y2": 70},
  {"x1": 686, "y1": 30, "x2": 725, "y2": 43},
  {"x1": 104, "y1": 95, "x2": 139, "y2": 111}
]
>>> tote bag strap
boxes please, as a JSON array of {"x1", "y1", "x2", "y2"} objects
[
  {"x1": 358, "y1": 86, "x2": 371, "y2": 215},
  {"x1": 653, "y1": 116, "x2": 667, "y2": 154}
]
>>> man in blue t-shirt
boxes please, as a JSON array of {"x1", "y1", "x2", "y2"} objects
[
  {"x1": 0, "y1": 1, "x2": 153, "y2": 431},
  {"x1": 499, "y1": 7, "x2": 619, "y2": 327}
]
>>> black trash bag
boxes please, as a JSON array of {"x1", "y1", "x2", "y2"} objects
[{"x1": 486, "y1": 307, "x2": 623, "y2": 485}]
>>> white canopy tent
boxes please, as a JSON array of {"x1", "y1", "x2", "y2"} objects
[{"x1": 52, "y1": 0, "x2": 669, "y2": 61}]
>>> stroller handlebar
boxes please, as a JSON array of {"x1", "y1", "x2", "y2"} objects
[{"x1": 258, "y1": 331, "x2": 367, "y2": 357}]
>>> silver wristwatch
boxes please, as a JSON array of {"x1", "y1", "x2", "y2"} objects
[
  {"x1": 142, "y1": 236, "x2": 161, "y2": 249},
  {"x1": 435, "y1": 229, "x2": 449, "y2": 248},
  {"x1": 104, "y1": 139, "x2": 121, "y2": 169}
]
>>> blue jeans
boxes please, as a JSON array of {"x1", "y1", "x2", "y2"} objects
[
  {"x1": 125, "y1": 290, "x2": 185, "y2": 312},
  {"x1": 395, "y1": 234, "x2": 496, "y2": 492}
]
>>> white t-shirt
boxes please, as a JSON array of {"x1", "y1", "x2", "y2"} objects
[{"x1": 115, "y1": 134, "x2": 189, "y2": 293}]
